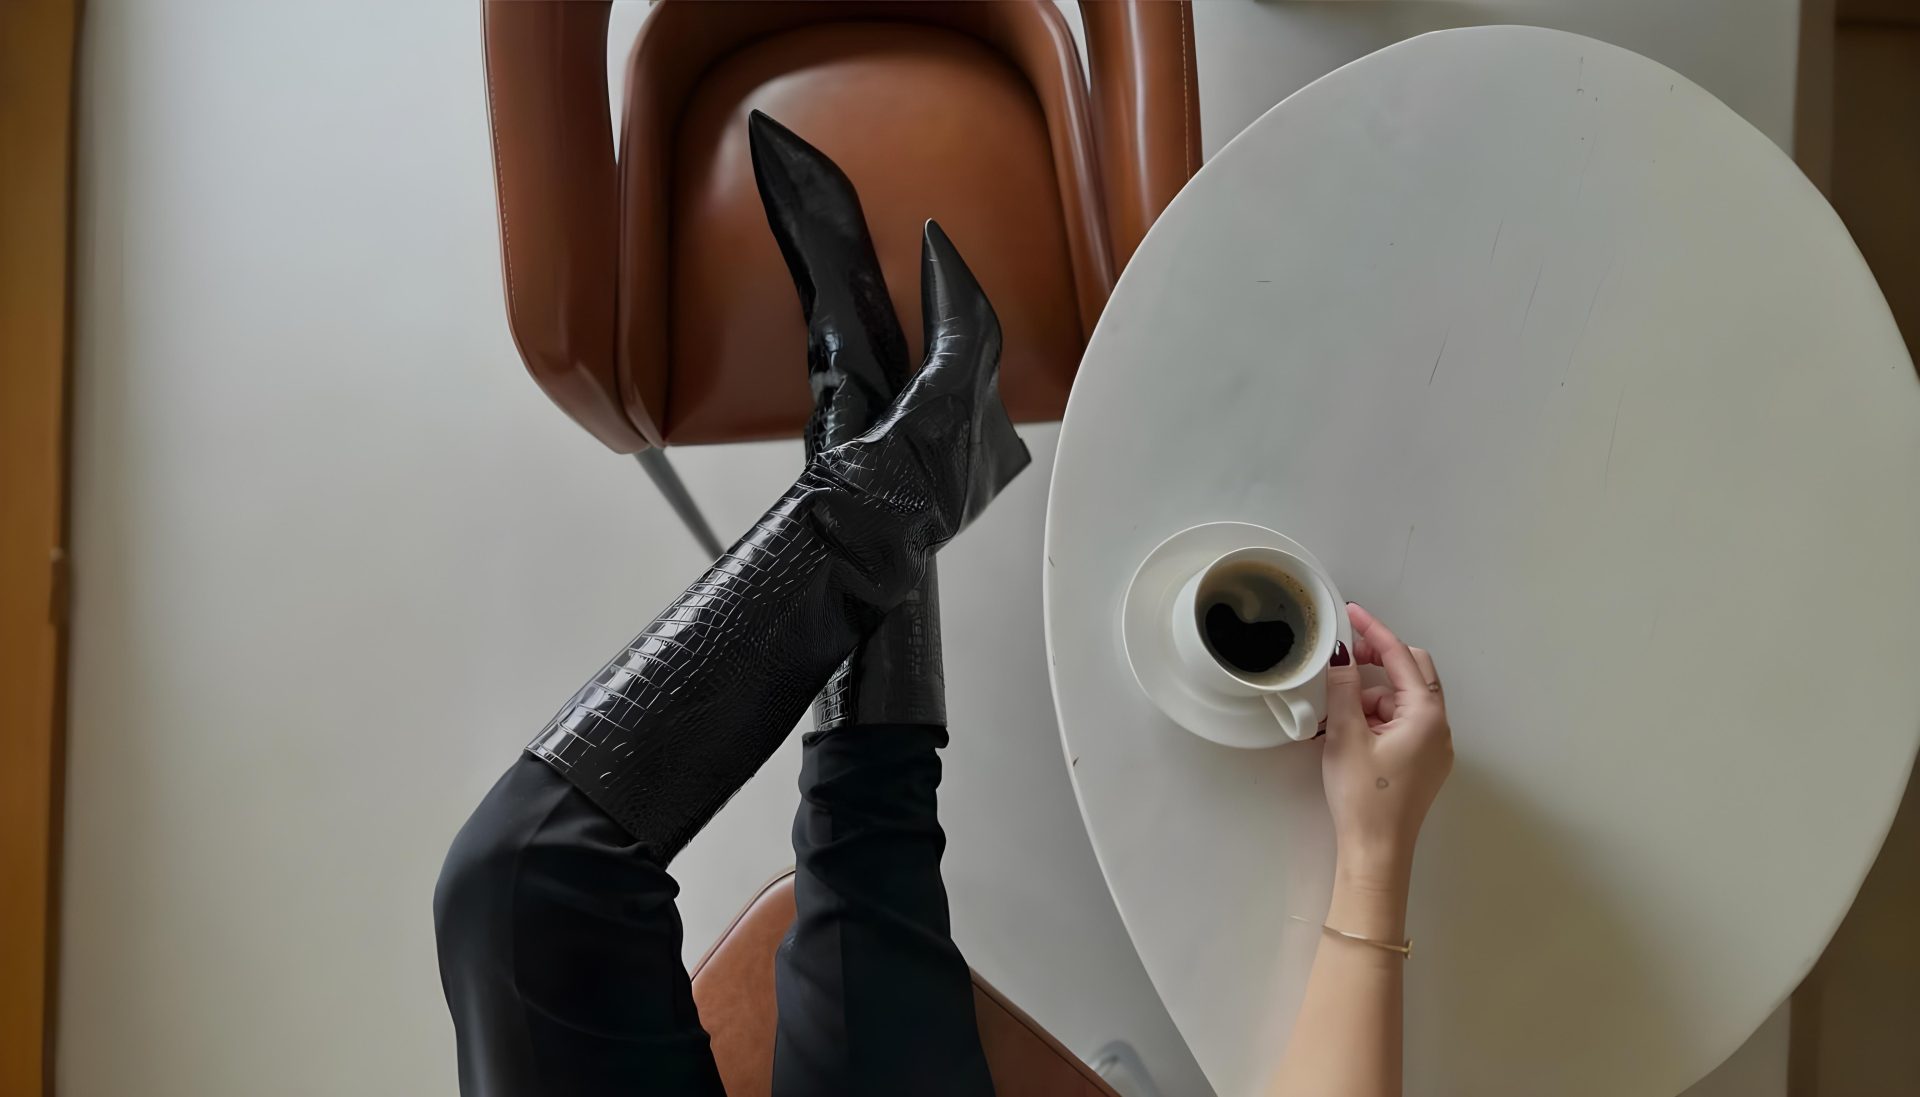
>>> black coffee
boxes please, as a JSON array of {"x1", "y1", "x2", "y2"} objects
[
  {"x1": 1197, "y1": 561, "x2": 1318, "y2": 680},
  {"x1": 1204, "y1": 602, "x2": 1296, "y2": 673}
]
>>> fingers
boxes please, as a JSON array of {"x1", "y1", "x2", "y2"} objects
[
  {"x1": 1325, "y1": 644, "x2": 1365, "y2": 735},
  {"x1": 1343, "y1": 603, "x2": 1385, "y2": 668},
  {"x1": 1350, "y1": 631, "x2": 1381, "y2": 668},
  {"x1": 1347, "y1": 602, "x2": 1426, "y2": 695},
  {"x1": 1361, "y1": 685, "x2": 1395, "y2": 726},
  {"x1": 1410, "y1": 646, "x2": 1441, "y2": 699}
]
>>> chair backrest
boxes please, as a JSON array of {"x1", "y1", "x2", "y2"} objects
[
  {"x1": 483, "y1": 0, "x2": 1199, "y2": 452},
  {"x1": 690, "y1": 871, "x2": 1124, "y2": 1097}
]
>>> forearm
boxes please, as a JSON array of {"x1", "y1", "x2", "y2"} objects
[{"x1": 1267, "y1": 855, "x2": 1410, "y2": 1097}]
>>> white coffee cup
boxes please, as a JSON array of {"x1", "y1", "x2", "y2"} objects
[{"x1": 1169, "y1": 545, "x2": 1341, "y2": 741}]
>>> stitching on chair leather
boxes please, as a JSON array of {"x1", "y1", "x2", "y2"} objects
[
  {"x1": 482, "y1": 33, "x2": 517, "y2": 326},
  {"x1": 1180, "y1": 5, "x2": 1194, "y2": 176}
]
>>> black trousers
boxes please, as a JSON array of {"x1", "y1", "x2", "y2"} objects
[{"x1": 434, "y1": 724, "x2": 996, "y2": 1096}]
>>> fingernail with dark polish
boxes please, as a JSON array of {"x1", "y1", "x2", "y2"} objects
[{"x1": 1331, "y1": 641, "x2": 1350, "y2": 667}]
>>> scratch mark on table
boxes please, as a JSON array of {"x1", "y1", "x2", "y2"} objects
[
  {"x1": 1489, "y1": 217, "x2": 1504, "y2": 266},
  {"x1": 1523, "y1": 260, "x2": 1545, "y2": 328},
  {"x1": 1566, "y1": 256, "x2": 1614, "y2": 376},
  {"x1": 1574, "y1": 134, "x2": 1599, "y2": 197},
  {"x1": 1604, "y1": 387, "x2": 1626, "y2": 486},
  {"x1": 1396, "y1": 524, "x2": 1416, "y2": 590},
  {"x1": 1428, "y1": 327, "x2": 1451, "y2": 386}
]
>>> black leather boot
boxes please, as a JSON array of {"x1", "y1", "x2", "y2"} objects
[
  {"x1": 526, "y1": 220, "x2": 1030, "y2": 859},
  {"x1": 749, "y1": 110, "x2": 950, "y2": 731}
]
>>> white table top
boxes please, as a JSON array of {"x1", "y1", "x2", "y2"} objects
[{"x1": 1044, "y1": 26, "x2": 1920, "y2": 1097}]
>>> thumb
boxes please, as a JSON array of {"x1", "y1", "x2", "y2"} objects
[{"x1": 1324, "y1": 641, "x2": 1364, "y2": 734}]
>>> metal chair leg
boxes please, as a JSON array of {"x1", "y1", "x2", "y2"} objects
[
  {"x1": 635, "y1": 449, "x2": 724, "y2": 559},
  {"x1": 1089, "y1": 1040, "x2": 1163, "y2": 1097}
]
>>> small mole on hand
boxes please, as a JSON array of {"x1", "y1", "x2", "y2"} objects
[{"x1": 1376, "y1": 778, "x2": 1390, "y2": 789}]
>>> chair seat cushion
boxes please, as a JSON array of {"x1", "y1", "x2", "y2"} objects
[
  {"x1": 690, "y1": 872, "x2": 1121, "y2": 1096},
  {"x1": 663, "y1": 22, "x2": 1085, "y2": 444}
]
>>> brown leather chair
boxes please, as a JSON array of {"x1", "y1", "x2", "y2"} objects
[
  {"x1": 480, "y1": 8, "x2": 1180, "y2": 1084},
  {"x1": 482, "y1": 0, "x2": 1201, "y2": 453},
  {"x1": 691, "y1": 871, "x2": 1123, "y2": 1096}
]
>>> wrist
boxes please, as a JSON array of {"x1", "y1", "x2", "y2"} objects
[
  {"x1": 1334, "y1": 839, "x2": 1415, "y2": 893},
  {"x1": 1326, "y1": 867, "x2": 1410, "y2": 943}
]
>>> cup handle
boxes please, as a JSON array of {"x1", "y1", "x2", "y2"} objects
[{"x1": 1263, "y1": 680, "x2": 1326, "y2": 742}]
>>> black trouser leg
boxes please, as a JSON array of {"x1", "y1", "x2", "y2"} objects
[
  {"x1": 434, "y1": 756, "x2": 724, "y2": 1097},
  {"x1": 773, "y1": 723, "x2": 996, "y2": 1097}
]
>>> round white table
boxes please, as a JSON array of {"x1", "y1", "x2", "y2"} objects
[{"x1": 1044, "y1": 26, "x2": 1920, "y2": 1097}]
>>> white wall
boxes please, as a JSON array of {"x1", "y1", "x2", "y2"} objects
[{"x1": 60, "y1": 2, "x2": 1799, "y2": 1096}]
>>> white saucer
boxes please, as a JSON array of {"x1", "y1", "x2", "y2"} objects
[{"x1": 1121, "y1": 522, "x2": 1352, "y2": 749}]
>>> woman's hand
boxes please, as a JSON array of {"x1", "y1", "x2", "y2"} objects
[
  {"x1": 1322, "y1": 602, "x2": 1453, "y2": 889},
  {"x1": 1269, "y1": 603, "x2": 1446, "y2": 1097}
]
